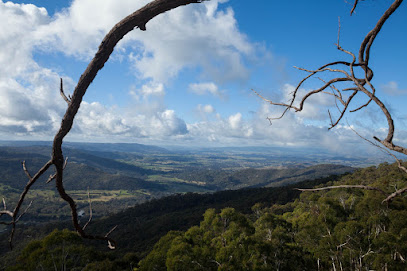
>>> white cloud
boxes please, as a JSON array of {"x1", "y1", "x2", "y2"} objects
[
  {"x1": 72, "y1": 101, "x2": 188, "y2": 140},
  {"x1": 197, "y1": 104, "x2": 215, "y2": 114},
  {"x1": 189, "y1": 82, "x2": 225, "y2": 98},
  {"x1": 228, "y1": 112, "x2": 242, "y2": 129},
  {"x1": 75, "y1": 102, "x2": 131, "y2": 135},
  {"x1": 381, "y1": 81, "x2": 407, "y2": 96},
  {"x1": 0, "y1": 67, "x2": 68, "y2": 136},
  {"x1": 129, "y1": 82, "x2": 165, "y2": 101},
  {"x1": 27, "y1": 0, "x2": 256, "y2": 83},
  {"x1": 0, "y1": 2, "x2": 49, "y2": 77},
  {"x1": 0, "y1": 0, "x2": 259, "y2": 140},
  {"x1": 0, "y1": 0, "x2": 396, "y2": 157},
  {"x1": 123, "y1": 0, "x2": 255, "y2": 83}
]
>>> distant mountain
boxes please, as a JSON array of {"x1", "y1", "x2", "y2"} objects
[
  {"x1": 74, "y1": 174, "x2": 343, "y2": 254},
  {"x1": 64, "y1": 142, "x2": 169, "y2": 154},
  {"x1": 0, "y1": 175, "x2": 339, "y2": 258},
  {"x1": 0, "y1": 147, "x2": 165, "y2": 191},
  {"x1": 0, "y1": 140, "x2": 169, "y2": 154},
  {"x1": 0, "y1": 145, "x2": 355, "y2": 192},
  {"x1": 171, "y1": 164, "x2": 354, "y2": 190},
  {"x1": 62, "y1": 147, "x2": 158, "y2": 177}
]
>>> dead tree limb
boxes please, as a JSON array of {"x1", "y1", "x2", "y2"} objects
[
  {"x1": 1, "y1": 0, "x2": 208, "y2": 250},
  {"x1": 258, "y1": 0, "x2": 406, "y2": 202},
  {"x1": 295, "y1": 185, "x2": 387, "y2": 196}
]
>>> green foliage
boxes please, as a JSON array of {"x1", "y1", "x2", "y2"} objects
[
  {"x1": 5, "y1": 229, "x2": 140, "y2": 271},
  {"x1": 4, "y1": 162, "x2": 407, "y2": 270},
  {"x1": 6, "y1": 229, "x2": 104, "y2": 271},
  {"x1": 139, "y1": 163, "x2": 407, "y2": 270},
  {"x1": 139, "y1": 208, "x2": 307, "y2": 270},
  {"x1": 283, "y1": 163, "x2": 407, "y2": 270}
]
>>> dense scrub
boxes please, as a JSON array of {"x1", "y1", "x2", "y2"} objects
[
  {"x1": 140, "y1": 162, "x2": 407, "y2": 270},
  {"x1": 4, "y1": 162, "x2": 407, "y2": 270}
]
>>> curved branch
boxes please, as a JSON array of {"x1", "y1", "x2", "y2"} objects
[
  {"x1": 2, "y1": 0, "x2": 207, "y2": 250},
  {"x1": 328, "y1": 90, "x2": 358, "y2": 129},
  {"x1": 350, "y1": 0, "x2": 360, "y2": 15},
  {"x1": 259, "y1": 0, "x2": 406, "y2": 203},
  {"x1": 59, "y1": 78, "x2": 71, "y2": 105},
  {"x1": 359, "y1": 0, "x2": 403, "y2": 66},
  {"x1": 295, "y1": 185, "x2": 387, "y2": 196},
  {"x1": 383, "y1": 187, "x2": 407, "y2": 203},
  {"x1": 2, "y1": 160, "x2": 53, "y2": 249},
  {"x1": 51, "y1": 0, "x2": 207, "y2": 249}
]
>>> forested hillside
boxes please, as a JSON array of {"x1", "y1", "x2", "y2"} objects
[
  {"x1": 2, "y1": 162, "x2": 407, "y2": 270},
  {"x1": 0, "y1": 145, "x2": 354, "y2": 226}
]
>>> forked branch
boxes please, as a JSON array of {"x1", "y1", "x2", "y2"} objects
[
  {"x1": 2, "y1": 0, "x2": 208, "y2": 250},
  {"x1": 259, "y1": 0, "x2": 406, "y2": 202},
  {"x1": 295, "y1": 185, "x2": 387, "y2": 196}
]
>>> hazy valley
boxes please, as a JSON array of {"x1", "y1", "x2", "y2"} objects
[{"x1": 0, "y1": 141, "x2": 361, "y2": 226}]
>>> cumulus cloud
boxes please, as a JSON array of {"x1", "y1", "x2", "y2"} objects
[
  {"x1": 123, "y1": 0, "x2": 255, "y2": 83},
  {"x1": 189, "y1": 82, "x2": 225, "y2": 98},
  {"x1": 72, "y1": 101, "x2": 188, "y2": 140},
  {"x1": 0, "y1": 66, "x2": 68, "y2": 136},
  {"x1": 30, "y1": 0, "x2": 256, "y2": 83},
  {"x1": 0, "y1": 0, "x2": 390, "y2": 156},
  {"x1": 0, "y1": 2, "x2": 49, "y2": 77},
  {"x1": 228, "y1": 112, "x2": 242, "y2": 129},
  {"x1": 129, "y1": 82, "x2": 165, "y2": 101},
  {"x1": 381, "y1": 81, "x2": 407, "y2": 96},
  {"x1": 0, "y1": 0, "x2": 259, "y2": 141},
  {"x1": 197, "y1": 104, "x2": 215, "y2": 114}
]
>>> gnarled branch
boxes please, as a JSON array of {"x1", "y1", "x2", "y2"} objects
[
  {"x1": 2, "y1": 0, "x2": 208, "y2": 250},
  {"x1": 295, "y1": 185, "x2": 387, "y2": 196},
  {"x1": 259, "y1": 0, "x2": 406, "y2": 203}
]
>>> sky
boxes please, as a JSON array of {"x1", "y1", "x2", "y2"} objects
[{"x1": 0, "y1": 0, "x2": 406, "y2": 156}]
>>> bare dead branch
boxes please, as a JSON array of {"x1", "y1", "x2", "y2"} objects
[
  {"x1": 259, "y1": 0, "x2": 406, "y2": 203},
  {"x1": 105, "y1": 225, "x2": 118, "y2": 249},
  {"x1": 348, "y1": 121, "x2": 407, "y2": 203},
  {"x1": 0, "y1": 210, "x2": 14, "y2": 220},
  {"x1": 350, "y1": 0, "x2": 360, "y2": 15},
  {"x1": 46, "y1": 173, "x2": 56, "y2": 184},
  {"x1": 359, "y1": 0, "x2": 402, "y2": 66},
  {"x1": 49, "y1": 0, "x2": 208, "y2": 250},
  {"x1": 59, "y1": 78, "x2": 71, "y2": 105},
  {"x1": 253, "y1": 89, "x2": 300, "y2": 111},
  {"x1": 337, "y1": 17, "x2": 341, "y2": 47},
  {"x1": 328, "y1": 90, "x2": 358, "y2": 130},
  {"x1": 14, "y1": 160, "x2": 52, "y2": 219},
  {"x1": 15, "y1": 201, "x2": 33, "y2": 223},
  {"x1": 3, "y1": 160, "x2": 53, "y2": 248},
  {"x1": 82, "y1": 188, "x2": 93, "y2": 231},
  {"x1": 350, "y1": 72, "x2": 375, "y2": 113},
  {"x1": 22, "y1": 161, "x2": 32, "y2": 180},
  {"x1": 295, "y1": 185, "x2": 387, "y2": 196},
  {"x1": 383, "y1": 187, "x2": 407, "y2": 203},
  {"x1": 105, "y1": 225, "x2": 118, "y2": 238},
  {"x1": 46, "y1": 157, "x2": 68, "y2": 184},
  {"x1": 2, "y1": 0, "x2": 207, "y2": 250}
]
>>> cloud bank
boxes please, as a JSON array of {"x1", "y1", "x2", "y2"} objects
[{"x1": 0, "y1": 0, "x2": 388, "y2": 156}]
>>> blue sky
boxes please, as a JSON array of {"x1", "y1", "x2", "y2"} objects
[{"x1": 0, "y1": 0, "x2": 406, "y2": 155}]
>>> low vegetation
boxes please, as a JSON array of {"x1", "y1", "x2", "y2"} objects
[{"x1": 2, "y1": 162, "x2": 406, "y2": 270}]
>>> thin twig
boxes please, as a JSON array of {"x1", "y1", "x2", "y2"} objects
[
  {"x1": 295, "y1": 185, "x2": 387, "y2": 195},
  {"x1": 350, "y1": 0, "x2": 359, "y2": 15},
  {"x1": 82, "y1": 188, "x2": 93, "y2": 231},
  {"x1": 59, "y1": 78, "x2": 71, "y2": 105},
  {"x1": 15, "y1": 201, "x2": 33, "y2": 223},
  {"x1": 22, "y1": 161, "x2": 32, "y2": 180}
]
